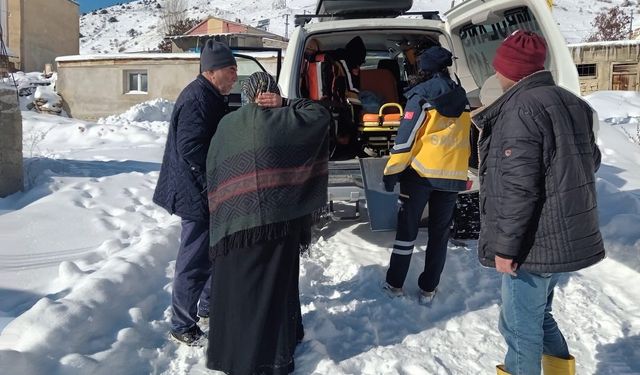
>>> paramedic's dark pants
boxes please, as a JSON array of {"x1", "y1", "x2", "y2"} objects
[
  {"x1": 171, "y1": 219, "x2": 212, "y2": 334},
  {"x1": 385, "y1": 180, "x2": 458, "y2": 292}
]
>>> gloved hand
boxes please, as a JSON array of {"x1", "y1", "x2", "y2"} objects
[{"x1": 382, "y1": 173, "x2": 399, "y2": 192}]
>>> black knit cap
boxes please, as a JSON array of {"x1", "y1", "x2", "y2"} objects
[
  {"x1": 419, "y1": 46, "x2": 453, "y2": 73},
  {"x1": 200, "y1": 39, "x2": 237, "y2": 72},
  {"x1": 344, "y1": 36, "x2": 366, "y2": 69}
]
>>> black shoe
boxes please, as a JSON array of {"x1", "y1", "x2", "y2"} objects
[
  {"x1": 296, "y1": 323, "x2": 305, "y2": 344},
  {"x1": 170, "y1": 325, "x2": 206, "y2": 347}
]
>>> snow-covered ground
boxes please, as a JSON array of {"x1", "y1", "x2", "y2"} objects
[
  {"x1": 0, "y1": 91, "x2": 639, "y2": 374},
  {"x1": 79, "y1": 0, "x2": 640, "y2": 54}
]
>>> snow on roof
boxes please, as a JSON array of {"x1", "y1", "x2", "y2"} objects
[
  {"x1": 56, "y1": 51, "x2": 279, "y2": 63},
  {"x1": 56, "y1": 53, "x2": 200, "y2": 62},
  {"x1": 568, "y1": 39, "x2": 640, "y2": 48},
  {"x1": 168, "y1": 32, "x2": 283, "y2": 40}
]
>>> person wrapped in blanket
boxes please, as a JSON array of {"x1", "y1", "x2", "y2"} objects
[
  {"x1": 380, "y1": 46, "x2": 471, "y2": 304},
  {"x1": 205, "y1": 71, "x2": 331, "y2": 375}
]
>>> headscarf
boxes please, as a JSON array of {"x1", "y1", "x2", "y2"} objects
[{"x1": 241, "y1": 71, "x2": 280, "y2": 103}]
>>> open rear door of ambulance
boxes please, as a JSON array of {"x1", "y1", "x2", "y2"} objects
[
  {"x1": 228, "y1": 47, "x2": 282, "y2": 111},
  {"x1": 444, "y1": 0, "x2": 579, "y2": 109}
]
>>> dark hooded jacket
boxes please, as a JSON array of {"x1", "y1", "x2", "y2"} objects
[
  {"x1": 153, "y1": 74, "x2": 230, "y2": 221},
  {"x1": 384, "y1": 72, "x2": 471, "y2": 192},
  {"x1": 473, "y1": 71, "x2": 605, "y2": 273}
]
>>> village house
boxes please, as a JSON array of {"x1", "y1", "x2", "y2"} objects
[
  {"x1": 56, "y1": 50, "x2": 281, "y2": 120},
  {"x1": 0, "y1": 0, "x2": 79, "y2": 73},
  {"x1": 56, "y1": 16, "x2": 286, "y2": 120},
  {"x1": 169, "y1": 16, "x2": 288, "y2": 52},
  {"x1": 569, "y1": 40, "x2": 640, "y2": 95}
]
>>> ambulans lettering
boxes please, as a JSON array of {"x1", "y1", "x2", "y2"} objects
[
  {"x1": 459, "y1": 8, "x2": 541, "y2": 48},
  {"x1": 456, "y1": 7, "x2": 546, "y2": 86}
]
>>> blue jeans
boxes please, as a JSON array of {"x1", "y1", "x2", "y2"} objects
[
  {"x1": 499, "y1": 270, "x2": 570, "y2": 374},
  {"x1": 171, "y1": 219, "x2": 213, "y2": 333}
]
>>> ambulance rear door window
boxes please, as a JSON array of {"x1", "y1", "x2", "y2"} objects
[{"x1": 457, "y1": 7, "x2": 550, "y2": 87}]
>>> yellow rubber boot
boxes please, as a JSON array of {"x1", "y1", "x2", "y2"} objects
[
  {"x1": 542, "y1": 354, "x2": 576, "y2": 375},
  {"x1": 496, "y1": 365, "x2": 510, "y2": 374}
]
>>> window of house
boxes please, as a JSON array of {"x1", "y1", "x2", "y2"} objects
[
  {"x1": 125, "y1": 70, "x2": 148, "y2": 94},
  {"x1": 576, "y1": 63, "x2": 596, "y2": 77},
  {"x1": 612, "y1": 63, "x2": 638, "y2": 74}
]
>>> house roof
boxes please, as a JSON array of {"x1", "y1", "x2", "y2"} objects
[
  {"x1": 167, "y1": 32, "x2": 285, "y2": 41},
  {"x1": 568, "y1": 39, "x2": 640, "y2": 48},
  {"x1": 56, "y1": 53, "x2": 200, "y2": 63},
  {"x1": 180, "y1": 16, "x2": 283, "y2": 39},
  {"x1": 56, "y1": 51, "x2": 280, "y2": 63}
]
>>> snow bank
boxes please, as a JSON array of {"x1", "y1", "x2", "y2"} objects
[
  {"x1": 586, "y1": 91, "x2": 640, "y2": 121},
  {"x1": 21, "y1": 112, "x2": 166, "y2": 160},
  {"x1": 98, "y1": 98, "x2": 174, "y2": 124},
  {"x1": 1, "y1": 71, "x2": 61, "y2": 113}
]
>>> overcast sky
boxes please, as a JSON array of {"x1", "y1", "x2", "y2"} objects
[{"x1": 78, "y1": 0, "x2": 136, "y2": 13}]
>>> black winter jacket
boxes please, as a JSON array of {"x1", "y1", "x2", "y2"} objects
[
  {"x1": 473, "y1": 71, "x2": 605, "y2": 273},
  {"x1": 153, "y1": 74, "x2": 230, "y2": 221}
]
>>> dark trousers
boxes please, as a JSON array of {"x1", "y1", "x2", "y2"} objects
[
  {"x1": 386, "y1": 178, "x2": 458, "y2": 292},
  {"x1": 207, "y1": 225, "x2": 303, "y2": 375},
  {"x1": 171, "y1": 218, "x2": 212, "y2": 333}
]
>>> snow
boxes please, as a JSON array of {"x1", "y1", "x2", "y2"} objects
[
  {"x1": 78, "y1": 0, "x2": 640, "y2": 54},
  {"x1": 570, "y1": 39, "x2": 640, "y2": 48},
  {"x1": 56, "y1": 53, "x2": 200, "y2": 62},
  {"x1": 0, "y1": 85, "x2": 639, "y2": 374},
  {"x1": 56, "y1": 51, "x2": 278, "y2": 63}
]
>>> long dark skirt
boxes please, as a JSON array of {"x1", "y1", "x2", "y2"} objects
[{"x1": 206, "y1": 229, "x2": 303, "y2": 375}]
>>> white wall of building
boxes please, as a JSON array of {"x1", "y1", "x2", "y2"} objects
[{"x1": 0, "y1": 0, "x2": 7, "y2": 46}]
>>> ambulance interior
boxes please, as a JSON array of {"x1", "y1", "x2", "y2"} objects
[
  {"x1": 298, "y1": 6, "x2": 549, "y2": 166},
  {"x1": 299, "y1": 30, "x2": 482, "y2": 165}
]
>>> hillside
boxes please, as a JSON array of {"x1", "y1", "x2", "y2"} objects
[{"x1": 79, "y1": 0, "x2": 640, "y2": 54}]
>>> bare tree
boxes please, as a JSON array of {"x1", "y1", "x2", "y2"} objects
[
  {"x1": 586, "y1": 6, "x2": 632, "y2": 42},
  {"x1": 159, "y1": 0, "x2": 188, "y2": 36},
  {"x1": 157, "y1": 17, "x2": 200, "y2": 52}
]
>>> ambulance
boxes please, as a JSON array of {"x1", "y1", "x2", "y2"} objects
[{"x1": 274, "y1": 0, "x2": 579, "y2": 235}]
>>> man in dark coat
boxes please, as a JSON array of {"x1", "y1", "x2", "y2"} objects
[
  {"x1": 473, "y1": 30, "x2": 605, "y2": 375},
  {"x1": 152, "y1": 39, "x2": 238, "y2": 345}
]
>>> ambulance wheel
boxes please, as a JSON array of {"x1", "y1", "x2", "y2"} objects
[{"x1": 450, "y1": 192, "x2": 480, "y2": 240}]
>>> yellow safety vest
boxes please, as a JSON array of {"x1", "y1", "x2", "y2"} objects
[{"x1": 384, "y1": 108, "x2": 471, "y2": 181}]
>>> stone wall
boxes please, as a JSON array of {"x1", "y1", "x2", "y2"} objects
[
  {"x1": 569, "y1": 42, "x2": 640, "y2": 94},
  {"x1": 0, "y1": 84, "x2": 23, "y2": 197}
]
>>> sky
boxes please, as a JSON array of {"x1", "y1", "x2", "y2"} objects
[{"x1": 78, "y1": 0, "x2": 137, "y2": 13}]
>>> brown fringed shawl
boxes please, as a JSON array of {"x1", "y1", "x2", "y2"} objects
[{"x1": 206, "y1": 99, "x2": 330, "y2": 257}]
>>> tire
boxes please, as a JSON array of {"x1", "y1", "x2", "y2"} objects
[{"x1": 450, "y1": 192, "x2": 480, "y2": 240}]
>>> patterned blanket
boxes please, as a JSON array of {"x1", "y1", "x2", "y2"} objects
[{"x1": 206, "y1": 99, "x2": 330, "y2": 255}]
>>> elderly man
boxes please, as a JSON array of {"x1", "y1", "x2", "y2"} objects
[
  {"x1": 472, "y1": 30, "x2": 605, "y2": 375},
  {"x1": 153, "y1": 39, "x2": 238, "y2": 345}
]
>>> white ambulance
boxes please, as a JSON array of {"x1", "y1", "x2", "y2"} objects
[{"x1": 276, "y1": 0, "x2": 579, "y2": 234}]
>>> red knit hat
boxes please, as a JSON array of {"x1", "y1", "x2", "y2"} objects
[{"x1": 493, "y1": 30, "x2": 547, "y2": 82}]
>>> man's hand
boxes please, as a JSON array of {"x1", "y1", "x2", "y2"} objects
[
  {"x1": 495, "y1": 255, "x2": 518, "y2": 276},
  {"x1": 256, "y1": 92, "x2": 283, "y2": 108}
]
